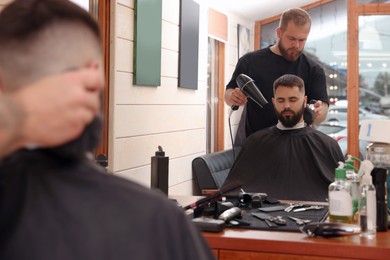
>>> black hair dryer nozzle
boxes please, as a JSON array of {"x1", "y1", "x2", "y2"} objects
[{"x1": 236, "y1": 74, "x2": 268, "y2": 109}]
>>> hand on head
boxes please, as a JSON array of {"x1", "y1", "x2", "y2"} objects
[
  {"x1": 312, "y1": 100, "x2": 328, "y2": 122},
  {"x1": 13, "y1": 67, "x2": 104, "y2": 150}
]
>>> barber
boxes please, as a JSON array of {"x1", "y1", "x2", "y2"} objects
[
  {"x1": 225, "y1": 8, "x2": 329, "y2": 139},
  {"x1": 0, "y1": 68, "x2": 103, "y2": 158}
]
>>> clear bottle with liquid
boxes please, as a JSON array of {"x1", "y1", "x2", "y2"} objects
[
  {"x1": 329, "y1": 164, "x2": 353, "y2": 223},
  {"x1": 344, "y1": 156, "x2": 359, "y2": 221},
  {"x1": 358, "y1": 172, "x2": 377, "y2": 239}
]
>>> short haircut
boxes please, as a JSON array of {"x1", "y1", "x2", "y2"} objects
[
  {"x1": 0, "y1": 0, "x2": 102, "y2": 90},
  {"x1": 279, "y1": 8, "x2": 311, "y2": 31},
  {"x1": 273, "y1": 74, "x2": 305, "y2": 95},
  {"x1": 0, "y1": 0, "x2": 103, "y2": 159},
  {"x1": 0, "y1": 0, "x2": 100, "y2": 44}
]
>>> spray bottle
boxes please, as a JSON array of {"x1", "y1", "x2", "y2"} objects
[
  {"x1": 358, "y1": 160, "x2": 376, "y2": 238},
  {"x1": 329, "y1": 162, "x2": 353, "y2": 223}
]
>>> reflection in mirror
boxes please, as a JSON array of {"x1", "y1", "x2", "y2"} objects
[
  {"x1": 207, "y1": 38, "x2": 219, "y2": 153},
  {"x1": 359, "y1": 15, "x2": 390, "y2": 117},
  {"x1": 260, "y1": 20, "x2": 278, "y2": 48},
  {"x1": 259, "y1": 1, "x2": 390, "y2": 159},
  {"x1": 260, "y1": 1, "x2": 348, "y2": 105},
  {"x1": 259, "y1": 1, "x2": 354, "y2": 157}
]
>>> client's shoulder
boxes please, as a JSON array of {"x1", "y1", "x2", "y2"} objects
[
  {"x1": 1, "y1": 150, "x2": 178, "y2": 214},
  {"x1": 308, "y1": 126, "x2": 340, "y2": 145},
  {"x1": 81, "y1": 163, "x2": 181, "y2": 213}
]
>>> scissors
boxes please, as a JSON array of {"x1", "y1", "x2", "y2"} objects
[
  {"x1": 293, "y1": 205, "x2": 324, "y2": 212},
  {"x1": 288, "y1": 216, "x2": 312, "y2": 225}
]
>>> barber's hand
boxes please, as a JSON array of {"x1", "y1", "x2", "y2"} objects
[
  {"x1": 16, "y1": 68, "x2": 104, "y2": 148},
  {"x1": 312, "y1": 100, "x2": 329, "y2": 124},
  {"x1": 227, "y1": 87, "x2": 247, "y2": 107}
]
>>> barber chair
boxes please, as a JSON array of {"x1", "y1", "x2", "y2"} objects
[{"x1": 192, "y1": 147, "x2": 241, "y2": 195}]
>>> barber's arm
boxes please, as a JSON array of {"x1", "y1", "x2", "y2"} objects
[
  {"x1": 310, "y1": 66, "x2": 329, "y2": 125},
  {"x1": 313, "y1": 100, "x2": 329, "y2": 125},
  {"x1": 0, "y1": 68, "x2": 103, "y2": 158},
  {"x1": 224, "y1": 88, "x2": 247, "y2": 107}
]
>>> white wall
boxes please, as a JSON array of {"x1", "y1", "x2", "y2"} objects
[
  {"x1": 222, "y1": 11, "x2": 255, "y2": 149},
  {"x1": 109, "y1": 0, "x2": 210, "y2": 195},
  {"x1": 109, "y1": 0, "x2": 254, "y2": 195}
]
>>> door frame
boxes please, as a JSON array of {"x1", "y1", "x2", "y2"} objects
[{"x1": 93, "y1": 0, "x2": 110, "y2": 161}]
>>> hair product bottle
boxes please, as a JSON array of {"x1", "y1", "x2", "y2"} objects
[
  {"x1": 359, "y1": 170, "x2": 377, "y2": 239},
  {"x1": 329, "y1": 162, "x2": 353, "y2": 223}
]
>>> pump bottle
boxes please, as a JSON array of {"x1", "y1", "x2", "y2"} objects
[
  {"x1": 329, "y1": 162, "x2": 353, "y2": 223},
  {"x1": 358, "y1": 171, "x2": 377, "y2": 239}
]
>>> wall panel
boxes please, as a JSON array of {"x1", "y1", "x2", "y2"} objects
[
  {"x1": 114, "y1": 71, "x2": 206, "y2": 105},
  {"x1": 112, "y1": 129, "x2": 205, "y2": 172},
  {"x1": 116, "y1": 3, "x2": 133, "y2": 40},
  {"x1": 179, "y1": 0, "x2": 200, "y2": 89},
  {"x1": 115, "y1": 38, "x2": 133, "y2": 72},
  {"x1": 162, "y1": 20, "x2": 179, "y2": 51},
  {"x1": 162, "y1": 0, "x2": 179, "y2": 24},
  {"x1": 115, "y1": 152, "x2": 204, "y2": 195},
  {"x1": 117, "y1": 0, "x2": 133, "y2": 7},
  {"x1": 133, "y1": 0, "x2": 162, "y2": 86},
  {"x1": 161, "y1": 49, "x2": 179, "y2": 78},
  {"x1": 169, "y1": 180, "x2": 194, "y2": 195},
  {"x1": 114, "y1": 105, "x2": 205, "y2": 137}
]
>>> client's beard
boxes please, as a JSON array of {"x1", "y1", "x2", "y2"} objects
[
  {"x1": 45, "y1": 115, "x2": 102, "y2": 160},
  {"x1": 275, "y1": 103, "x2": 305, "y2": 127}
]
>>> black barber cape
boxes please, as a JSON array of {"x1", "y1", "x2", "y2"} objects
[
  {"x1": 223, "y1": 126, "x2": 345, "y2": 201},
  {"x1": 0, "y1": 150, "x2": 214, "y2": 260}
]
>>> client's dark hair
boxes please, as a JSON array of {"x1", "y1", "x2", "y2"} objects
[
  {"x1": 273, "y1": 74, "x2": 305, "y2": 94},
  {"x1": 0, "y1": 0, "x2": 100, "y2": 44},
  {"x1": 303, "y1": 106, "x2": 315, "y2": 126},
  {"x1": 0, "y1": 0, "x2": 102, "y2": 160}
]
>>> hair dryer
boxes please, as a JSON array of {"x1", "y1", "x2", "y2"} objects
[{"x1": 232, "y1": 74, "x2": 268, "y2": 110}]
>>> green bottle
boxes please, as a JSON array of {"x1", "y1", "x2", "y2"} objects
[
  {"x1": 345, "y1": 156, "x2": 359, "y2": 220},
  {"x1": 329, "y1": 163, "x2": 353, "y2": 223}
]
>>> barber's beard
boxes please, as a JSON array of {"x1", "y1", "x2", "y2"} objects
[
  {"x1": 278, "y1": 41, "x2": 302, "y2": 62},
  {"x1": 276, "y1": 103, "x2": 305, "y2": 128}
]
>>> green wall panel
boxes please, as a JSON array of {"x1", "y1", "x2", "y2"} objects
[{"x1": 134, "y1": 0, "x2": 162, "y2": 86}]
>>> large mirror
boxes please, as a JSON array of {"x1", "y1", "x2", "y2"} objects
[{"x1": 258, "y1": 0, "x2": 390, "y2": 158}]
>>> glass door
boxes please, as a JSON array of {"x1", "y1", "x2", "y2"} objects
[
  {"x1": 207, "y1": 38, "x2": 219, "y2": 153},
  {"x1": 358, "y1": 15, "x2": 390, "y2": 117},
  {"x1": 207, "y1": 38, "x2": 225, "y2": 153}
]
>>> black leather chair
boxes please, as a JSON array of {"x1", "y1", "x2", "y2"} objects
[{"x1": 192, "y1": 147, "x2": 241, "y2": 195}]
